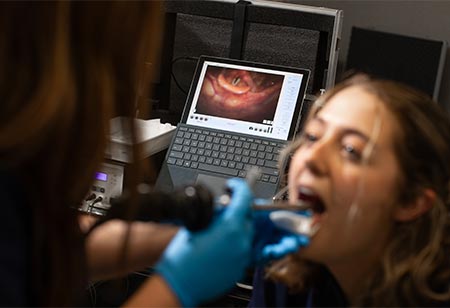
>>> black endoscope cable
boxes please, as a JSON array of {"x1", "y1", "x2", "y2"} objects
[
  {"x1": 171, "y1": 56, "x2": 199, "y2": 95},
  {"x1": 85, "y1": 183, "x2": 215, "y2": 236},
  {"x1": 83, "y1": 167, "x2": 310, "y2": 236}
]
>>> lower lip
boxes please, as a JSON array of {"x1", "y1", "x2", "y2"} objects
[{"x1": 311, "y1": 213, "x2": 324, "y2": 228}]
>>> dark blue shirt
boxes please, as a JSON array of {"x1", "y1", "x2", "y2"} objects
[
  {"x1": 0, "y1": 170, "x2": 32, "y2": 306},
  {"x1": 249, "y1": 266, "x2": 348, "y2": 307}
]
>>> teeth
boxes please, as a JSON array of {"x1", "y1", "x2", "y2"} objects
[{"x1": 298, "y1": 186, "x2": 316, "y2": 196}]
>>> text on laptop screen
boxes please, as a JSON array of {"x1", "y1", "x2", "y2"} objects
[{"x1": 185, "y1": 60, "x2": 305, "y2": 141}]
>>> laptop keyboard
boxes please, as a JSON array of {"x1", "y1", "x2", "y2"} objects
[{"x1": 167, "y1": 125, "x2": 285, "y2": 184}]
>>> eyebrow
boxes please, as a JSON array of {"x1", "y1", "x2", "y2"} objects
[{"x1": 310, "y1": 116, "x2": 371, "y2": 143}]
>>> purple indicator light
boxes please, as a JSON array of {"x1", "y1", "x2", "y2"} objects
[{"x1": 95, "y1": 172, "x2": 108, "y2": 182}]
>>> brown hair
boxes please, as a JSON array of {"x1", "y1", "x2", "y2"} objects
[
  {"x1": 269, "y1": 74, "x2": 450, "y2": 306},
  {"x1": 0, "y1": 2, "x2": 162, "y2": 305}
]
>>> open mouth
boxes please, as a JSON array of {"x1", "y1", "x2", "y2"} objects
[{"x1": 297, "y1": 187, "x2": 326, "y2": 215}]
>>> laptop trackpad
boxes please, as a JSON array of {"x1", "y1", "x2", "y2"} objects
[{"x1": 196, "y1": 174, "x2": 228, "y2": 197}]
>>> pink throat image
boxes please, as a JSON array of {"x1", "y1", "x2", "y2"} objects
[{"x1": 197, "y1": 67, "x2": 283, "y2": 122}]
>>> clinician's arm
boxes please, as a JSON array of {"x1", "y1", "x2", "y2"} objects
[
  {"x1": 125, "y1": 178, "x2": 255, "y2": 307},
  {"x1": 84, "y1": 220, "x2": 178, "y2": 281},
  {"x1": 123, "y1": 274, "x2": 181, "y2": 307}
]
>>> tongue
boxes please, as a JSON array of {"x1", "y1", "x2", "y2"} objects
[{"x1": 298, "y1": 192, "x2": 325, "y2": 214}]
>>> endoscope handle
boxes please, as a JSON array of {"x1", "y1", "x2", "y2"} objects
[{"x1": 105, "y1": 184, "x2": 215, "y2": 231}]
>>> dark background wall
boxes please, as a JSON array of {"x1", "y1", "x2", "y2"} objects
[{"x1": 280, "y1": 0, "x2": 450, "y2": 111}]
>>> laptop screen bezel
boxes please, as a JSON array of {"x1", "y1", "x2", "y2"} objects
[{"x1": 180, "y1": 55, "x2": 311, "y2": 141}]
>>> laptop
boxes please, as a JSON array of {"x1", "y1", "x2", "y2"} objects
[{"x1": 156, "y1": 56, "x2": 310, "y2": 199}]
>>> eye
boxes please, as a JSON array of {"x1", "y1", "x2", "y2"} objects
[
  {"x1": 301, "y1": 119, "x2": 323, "y2": 145},
  {"x1": 341, "y1": 144, "x2": 362, "y2": 162},
  {"x1": 303, "y1": 132, "x2": 318, "y2": 143}
]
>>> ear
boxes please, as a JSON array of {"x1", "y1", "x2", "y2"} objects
[{"x1": 393, "y1": 188, "x2": 436, "y2": 222}]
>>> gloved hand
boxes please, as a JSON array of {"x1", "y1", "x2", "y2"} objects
[
  {"x1": 155, "y1": 178, "x2": 254, "y2": 307},
  {"x1": 252, "y1": 203, "x2": 310, "y2": 265}
]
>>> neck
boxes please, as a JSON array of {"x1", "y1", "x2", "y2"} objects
[
  {"x1": 329, "y1": 262, "x2": 373, "y2": 303},
  {"x1": 327, "y1": 244, "x2": 385, "y2": 304}
]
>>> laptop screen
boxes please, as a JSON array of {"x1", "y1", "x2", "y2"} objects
[{"x1": 182, "y1": 56, "x2": 310, "y2": 141}]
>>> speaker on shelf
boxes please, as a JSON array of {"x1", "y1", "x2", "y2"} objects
[{"x1": 346, "y1": 27, "x2": 447, "y2": 100}]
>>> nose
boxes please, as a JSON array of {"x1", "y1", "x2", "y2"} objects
[{"x1": 302, "y1": 138, "x2": 330, "y2": 176}]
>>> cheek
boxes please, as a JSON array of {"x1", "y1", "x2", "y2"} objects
[
  {"x1": 354, "y1": 171, "x2": 399, "y2": 212},
  {"x1": 304, "y1": 197, "x2": 394, "y2": 263},
  {"x1": 329, "y1": 168, "x2": 363, "y2": 210},
  {"x1": 340, "y1": 201, "x2": 394, "y2": 257},
  {"x1": 331, "y1": 165, "x2": 399, "y2": 213},
  {"x1": 327, "y1": 171, "x2": 398, "y2": 247}
]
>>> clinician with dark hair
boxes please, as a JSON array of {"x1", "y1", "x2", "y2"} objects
[{"x1": 0, "y1": 2, "x2": 254, "y2": 306}]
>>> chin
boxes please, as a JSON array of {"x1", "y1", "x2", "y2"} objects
[
  {"x1": 297, "y1": 232, "x2": 329, "y2": 264},
  {"x1": 297, "y1": 242, "x2": 320, "y2": 261}
]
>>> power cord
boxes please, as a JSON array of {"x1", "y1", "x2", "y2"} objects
[{"x1": 171, "y1": 56, "x2": 199, "y2": 95}]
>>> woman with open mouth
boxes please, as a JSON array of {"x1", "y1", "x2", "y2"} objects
[{"x1": 250, "y1": 73, "x2": 450, "y2": 307}]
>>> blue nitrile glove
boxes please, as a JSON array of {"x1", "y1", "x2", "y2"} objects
[
  {"x1": 155, "y1": 178, "x2": 254, "y2": 307},
  {"x1": 252, "y1": 201, "x2": 310, "y2": 265}
]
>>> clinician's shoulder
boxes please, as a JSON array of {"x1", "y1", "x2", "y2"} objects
[
  {"x1": 0, "y1": 168, "x2": 29, "y2": 226},
  {"x1": 0, "y1": 168, "x2": 32, "y2": 306}
]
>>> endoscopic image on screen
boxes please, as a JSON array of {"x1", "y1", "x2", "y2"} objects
[{"x1": 196, "y1": 66, "x2": 284, "y2": 123}]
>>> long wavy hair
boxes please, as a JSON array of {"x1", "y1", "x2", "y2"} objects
[
  {"x1": 0, "y1": 2, "x2": 163, "y2": 305},
  {"x1": 268, "y1": 74, "x2": 450, "y2": 306}
]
